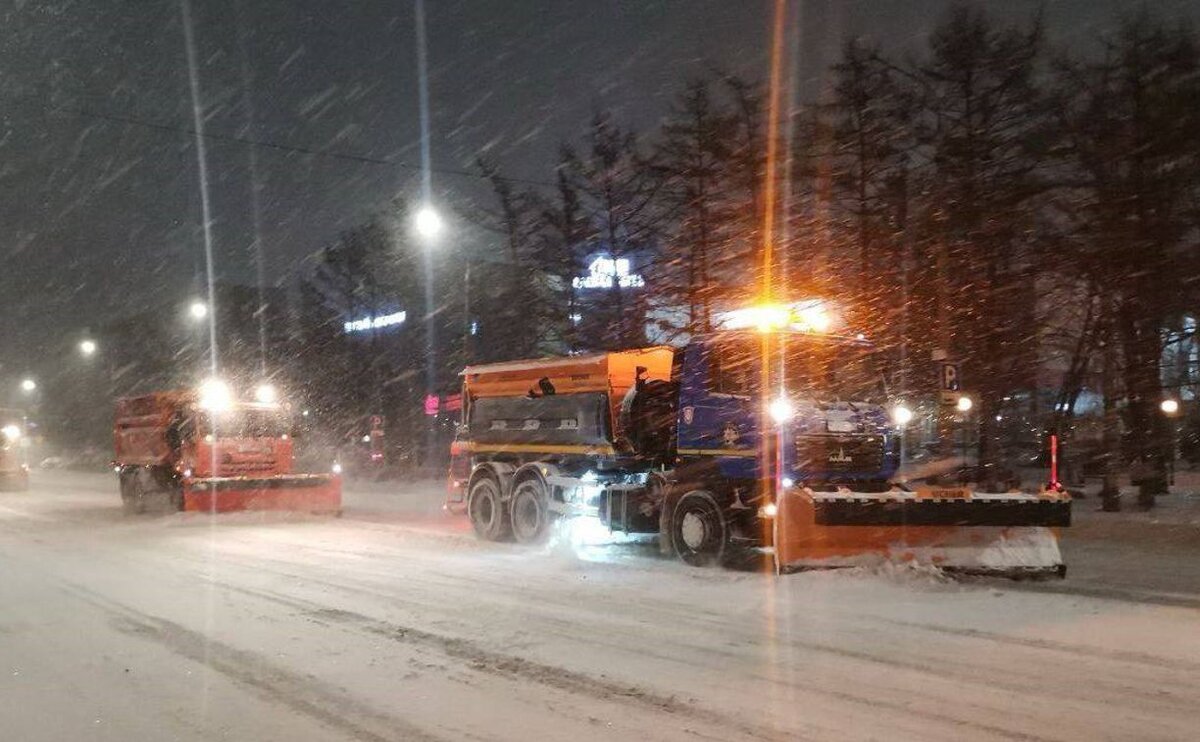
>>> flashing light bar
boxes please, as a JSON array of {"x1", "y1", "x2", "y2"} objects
[
  {"x1": 717, "y1": 301, "x2": 835, "y2": 334},
  {"x1": 344, "y1": 311, "x2": 407, "y2": 334}
]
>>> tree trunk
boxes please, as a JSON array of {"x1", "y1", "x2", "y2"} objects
[
  {"x1": 1120, "y1": 301, "x2": 1167, "y2": 509},
  {"x1": 1100, "y1": 308, "x2": 1121, "y2": 511}
]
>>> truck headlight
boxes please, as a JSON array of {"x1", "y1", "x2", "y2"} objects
[
  {"x1": 198, "y1": 378, "x2": 233, "y2": 412},
  {"x1": 254, "y1": 383, "x2": 279, "y2": 405},
  {"x1": 769, "y1": 397, "x2": 795, "y2": 423}
]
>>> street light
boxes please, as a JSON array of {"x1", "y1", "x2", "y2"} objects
[
  {"x1": 955, "y1": 396, "x2": 973, "y2": 472},
  {"x1": 891, "y1": 404, "x2": 914, "y2": 426},
  {"x1": 79, "y1": 339, "x2": 97, "y2": 357},
  {"x1": 1160, "y1": 398, "x2": 1180, "y2": 415},
  {"x1": 20, "y1": 378, "x2": 37, "y2": 393},
  {"x1": 412, "y1": 204, "x2": 444, "y2": 241},
  {"x1": 189, "y1": 300, "x2": 209, "y2": 321}
]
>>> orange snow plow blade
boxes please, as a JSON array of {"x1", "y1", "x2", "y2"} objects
[
  {"x1": 183, "y1": 474, "x2": 342, "y2": 515},
  {"x1": 774, "y1": 486, "x2": 1071, "y2": 577}
]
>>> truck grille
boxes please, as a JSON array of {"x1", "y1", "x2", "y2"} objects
[{"x1": 795, "y1": 435, "x2": 884, "y2": 473}]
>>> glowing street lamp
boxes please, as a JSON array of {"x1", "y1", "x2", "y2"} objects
[
  {"x1": 956, "y1": 396, "x2": 973, "y2": 413},
  {"x1": 412, "y1": 204, "x2": 444, "y2": 241},
  {"x1": 20, "y1": 378, "x2": 37, "y2": 394},
  {"x1": 79, "y1": 339, "x2": 97, "y2": 357},
  {"x1": 891, "y1": 404, "x2": 914, "y2": 426},
  {"x1": 189, "y1": 300, "x2": 209, "y2": 321},
  {"x1": 1161, "y1": 398, "x2": 1180, "y2": 416}
]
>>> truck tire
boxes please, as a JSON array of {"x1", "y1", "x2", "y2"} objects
[
  {"x1": 468, "y1": 476, "x2": 511, "y2": 541},
  {"x1": 510, "y1": 477, "x2": 552, "y2": 544},
  {"x1": 670, "y1": 490, "x2": 727, "y2": 567},
  {"x1": 168, "y1": 485, "x2": 185, "y2": 512},
  {"x1": 120, "y1": 472, "x2": 146, "y2": 515}
]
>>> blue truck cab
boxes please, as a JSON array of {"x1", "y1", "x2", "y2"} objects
[{"x1": 672, "y1": 330, "x2": 900, "y2": 491}]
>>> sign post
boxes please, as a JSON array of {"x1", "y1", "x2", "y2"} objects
[
  {"x1": 936, "y1": 359, "x2": 961, "y2": 459},
  {"x1": 938, "y1": 361, "x2": 961, "y2": 406}
]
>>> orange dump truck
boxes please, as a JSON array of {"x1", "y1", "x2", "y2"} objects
[{"x1": 113, "y1": 386, "x2": 340, "y2": 514}]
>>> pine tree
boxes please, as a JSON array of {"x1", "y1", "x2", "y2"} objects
[
  {"x1": 916, "y1": 5, "x2": 1049, "y2": 470},
  {"x1": 655, "y1": 79, "x2": 741, "y2": 337},
  {"x1": 1055, "y1": 10, "x2": 1200, "y2": 506},
  {"x1": 559, "y1": 112, "x2": 661, "y2": 349}
]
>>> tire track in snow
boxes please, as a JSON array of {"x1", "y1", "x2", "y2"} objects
[
  {"x1": 214, "y1": 582, "x2": 795, "y2": 742},
  {"x1": 869, "y1": 617, "x2": 1200, "y2": 674},
  {"x1": 56, "y1": 581, "x2": 448, "y2": 742},
  {"x1": 1010, "y1": 581, "x2": 1200, "y2": 610},
  {"x1": 216, "y1": 579, "x2": 1061, "y2": 742},
  {"x1": 196, "y1": 544, "x2": 1184, "y2": 726}
]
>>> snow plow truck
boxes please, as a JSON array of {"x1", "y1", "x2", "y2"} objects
[
  {"x1": 448, "y1": 304, "x2": 1071, "y2": 576},
  {"x1": 0, "y1": 409, "x2": 30, "y2": 491},
  {"x1": 113, "y1": 381, "x2": 341, "y2": 515}
]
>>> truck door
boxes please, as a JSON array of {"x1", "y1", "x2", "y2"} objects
[{"x1": 676, "y1": 341, "x2": 759, "y2": 476}]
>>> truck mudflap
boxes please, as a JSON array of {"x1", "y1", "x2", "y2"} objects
[
  {"x1": 774, "y1": 487, "x2": 1070, "y2": 577},
  {"x1": 183, "y1": 474, "x2": 342, "y2": 514}
]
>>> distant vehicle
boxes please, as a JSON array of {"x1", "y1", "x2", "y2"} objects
[
  {"x1": 38, "y1": 456, "x2": 65, "y2": 470},
  {"x1": 112, "y1": 382, "x2": 341, "y2": 515},
  {"x1": 449, "y1": 303, "x2": 1071, "y2": 576},
  {"x1": 0, "y1": 409, "x2": 30, "y2": 491}
]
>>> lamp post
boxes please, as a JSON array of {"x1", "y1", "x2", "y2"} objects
[
  {"x1": 412, "y1": 202, "x2": 443, "y2": 469},
  {"x1": 1161, "y1": 398, "x2": 1180, "y2": 486},
  {"x1": 956, "y1": 396, "x2": 973, "y2": 475},
  {"x1": 891, "y1": 404, "x2": 914, "y2": 471}
]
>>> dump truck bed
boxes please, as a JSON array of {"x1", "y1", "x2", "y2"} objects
[{"x1": 113, "y1": 391, "x2": 193, "y2": 467}]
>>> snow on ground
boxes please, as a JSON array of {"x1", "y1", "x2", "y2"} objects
[{"x1": 1, "y1": 469, "x2": 1198, "y2": 741}]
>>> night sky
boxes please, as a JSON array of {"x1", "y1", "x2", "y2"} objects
[{"x1": 1, "y1": 0, "x2": 1196, "y2": 377}]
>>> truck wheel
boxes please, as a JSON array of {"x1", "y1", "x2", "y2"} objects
[
  {"x1": 168, "y1": 485, "x2": 184, "y2": 512},
  {"x1": 510, "y1": 478, "x2": 552, "y2": 544},
  {"x1": 121, "y1": 474, "x2": 146, "y2": 515},
  {"x1": 670, "y1": 490, "x2": 727, "y2": 567},
  {"x1": 468, "y1": 477, "x2": 510, "y2": 541}
]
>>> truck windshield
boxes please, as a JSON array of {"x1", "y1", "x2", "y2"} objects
[
  {"x1": 781, "y1": 336, "x2": 885, "y2": 404},
  {"x1": 198, "y1": 408, "x2": 289, "y2": 438},
  {"x1": 710, "y1": 335, "x2": 885, "y2": 403}
]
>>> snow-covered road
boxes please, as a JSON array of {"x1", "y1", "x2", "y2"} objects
[{"x1": 2, "y1": 470, "x2": 1198, "y2": 741}]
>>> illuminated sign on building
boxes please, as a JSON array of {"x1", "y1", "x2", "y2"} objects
[
  {"x1": 572, "y1": 256, "x2": 645, "y2": 290},
  {"x1": 344, "y1": 310, "x2": 407, "y2": 334}
]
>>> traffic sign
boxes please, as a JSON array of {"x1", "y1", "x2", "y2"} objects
[{"x1": 939, "y1": 362, "x2": 961, "y2": 406}]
